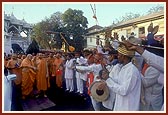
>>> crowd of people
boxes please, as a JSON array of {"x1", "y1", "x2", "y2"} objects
[{"x1": 4, "y1": 30, "x2": 164, "y2": 111}]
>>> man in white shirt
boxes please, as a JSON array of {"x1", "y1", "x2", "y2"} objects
[
  {"x1": 76, "y1": 53, "x2": 103, "y2": 110},
  {"x1": 123, "y1": 40, "x2": 164, "y2": 111},
  {"x1": 98, "y1": 43, "x2": 141, "y2": 111}
]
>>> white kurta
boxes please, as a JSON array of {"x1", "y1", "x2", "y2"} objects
[
  {"x1": 76, "y1": 63, "x2": 102, "y2": 111},
  {"x1": 103, "y1": 64, "x2": 122, "y2": 110},
  {"x1": 75, "y1": 57, "x2": 88, "y2": 93},
  {"x1": 111, "y1": 39, "x2": 119, "y2": 50},
  {"x1": 142, "y1": 50, "x2": 164, "y2": 73},
  {"x1": 64, "y1": 59, "x2": 75, "y2": 91},
  {"x1": 64, "y1": 59, "x2": 74, "y2": 79},
  {"x1": 77, "y1": 57, "x2": 88, "y2": 81},
  {"x1": 106, "y1": 62, "x2": 141, "y2": 111},
  {"x1": 142, "y1": 50, "x2": 164, "y2": 111},
  {"x1": 97, "y1": 45, "x2": 103, "y2": 54},
  {"x1": 140, "y1": 66, "x2": 163, "y2": 111},
  {"x1": 4, "y1": 75, "x2": 14, "y2": 111},
  {"x1": 76, "y1": 63, "x2": 102, "y2": 81}
]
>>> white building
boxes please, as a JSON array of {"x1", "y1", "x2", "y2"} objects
[
  {"x1": 84, "y1": 25, "x2": 106, "y2": 49},
  {"x1": 85, "y1": 10, "x2": 165, "y2": 49},
  {"x1": 111, "y1": 10, "x2": 164, "y2": 41},
  {"x1": 4, "y1": 13, "x2": 33, "y2": 55}
]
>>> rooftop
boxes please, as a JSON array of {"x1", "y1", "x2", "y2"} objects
[
  {"x1": 4, "y1": 13, "x2": 33, "y2": 29},
  {"x1": 112, "y1": 10, "x2": 164, "y2": 29}
]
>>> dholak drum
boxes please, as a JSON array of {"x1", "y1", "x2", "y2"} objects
[{"x1": 89, "y1": 80, "x2": 110, "y2": 102}]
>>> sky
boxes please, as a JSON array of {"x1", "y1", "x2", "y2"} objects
[{"x1": 3, "y1": 2, "x2": 165, "y2": 28}]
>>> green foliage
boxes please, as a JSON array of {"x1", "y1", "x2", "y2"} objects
[
  {"x1": 31, "y1": 9, "x2": 88, "y2": 51},
  {"x1": 62, "y1": 8, "x2": 88, "y2": 35},
  {"x1": 62, "y1": 8, "x2": 88, "y2": 51},
  {"x1": 31, "y1": 21, "x2": 50, "y2": 49},
  {"x1": 31, "y1": 12, "x2": 63, "y2": 50}
]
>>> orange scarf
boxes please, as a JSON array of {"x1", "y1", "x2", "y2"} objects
[{"x1": 141, "y1": 63, "x2": 149, "y2": 76}]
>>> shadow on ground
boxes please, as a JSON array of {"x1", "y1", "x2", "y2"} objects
[{"x1": 11, "y1": 80, "x2": 94, "y2": 111}]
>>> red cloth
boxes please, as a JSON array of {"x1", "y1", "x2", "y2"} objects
[
  {"x1": 141, "y1": 63, "x2": 149, "y2": 76},
  {"x1": 87, "y1": 72, "x2": 94, "y2": 95},
  {"x1": 56, "y1": 69, "x2": 63, "y2": 76}
]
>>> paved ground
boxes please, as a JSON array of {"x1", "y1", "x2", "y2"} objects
[{"x1": 11, "y1": 79, "x2": 94, "y2": 111}]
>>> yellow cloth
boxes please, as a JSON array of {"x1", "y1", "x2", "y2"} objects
[
  {"x1": 36, "y1": 58, "x2": 50, "y2": 91},
  {"x1": 6, "y1": 59, "x2": 22, "y2": 85},
  {"x1": 47, "y1": 57, "x2": 55, "y2": 77},
  {"x1": 54, "y1": 58, "x2": 63, "y2": 88},
  {"x1": 20, "y1": 58, "x2": 36, "y2": 96},
  {"x1": 69, "y1": 46, "x2": 75, "y2": 52}
]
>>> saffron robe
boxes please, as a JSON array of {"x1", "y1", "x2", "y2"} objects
[{"x1": 20, "y1": 58, "x2": 36, "y2": 96}]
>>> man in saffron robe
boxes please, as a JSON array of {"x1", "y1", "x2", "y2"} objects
[
  {"x1": 53, "y1": 52, "x2": 64, "y2": 88},
  {"x1": 36, "y1": 53, "x2": 50, "y2": 97},
  {"x1": 20, "y1": 54, "x2": 36, "y2": 99},
  {"x1": 47, "y1": 53, "x2": 55, "y2": 88},
  {"x1": 6, "y1": 53, "x2": 22, "y2": 85}
]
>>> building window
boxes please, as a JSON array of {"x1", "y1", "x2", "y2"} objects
[
  {"x1": 126, "y1": 29, "x2": 131, "y2": 38},
  {"x1": 158, "y1": 23, "x2": 164, "y2": 33},
  {"x1": 90, "y1": 37, "x2": 92, "y2": 42},
  {"x1": 139, "y1": 27, "x2": 145, "y2": 38}
]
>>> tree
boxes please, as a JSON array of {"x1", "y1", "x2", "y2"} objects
[
  {"x1": 114, "y1": 12, "x2": 141, "y2": 24},
  {"x1": 62, "y1": 8, "x2": 88, "y2": 51},
  {"x1": 52, "y1": 33, "x2": 63, "y2": 49},
  {"x1": 50, "y1": 12, "x2": 64, "y2": 31},
  {"x1": 31, "y1": 21, "x2": 50, "y2": 49},
  {"x1": 31, "y1": 12, "x2": 64, "y2": 50},
  {"x1": 147, "y1": 5, "x2": 164, "y2": 14},
  {"x1": 32, "y1": 9, "x2": 88, "y2": 51},
  {"x1": 26, "y1": 39, "x2": 39, "y2": 54}
]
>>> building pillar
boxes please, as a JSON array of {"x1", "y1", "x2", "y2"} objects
[
  {"x1": 4, "y1": 33, "x2": 12, "y2": 55},
  {"x1": 27, "y1": 29, "x2": 32, "y2": 44}
]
